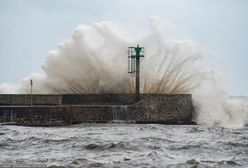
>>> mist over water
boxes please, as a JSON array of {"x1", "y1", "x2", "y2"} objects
[{"x1": 0, "y1": 17, "x2": 247, "y2": 128}]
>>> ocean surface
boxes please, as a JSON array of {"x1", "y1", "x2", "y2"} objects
[{"x1": 0, "y1": 124, "x2": 247, "y2": 168}]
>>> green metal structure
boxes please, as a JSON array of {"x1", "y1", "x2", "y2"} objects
[
  {"x1": 128, "y1": 45, "x2": 144, "y2": 101},
  {"x1": 128, "y1": 45, "x2": 144, "y2": 74}
]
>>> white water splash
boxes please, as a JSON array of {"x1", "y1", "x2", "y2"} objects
[
  {"x1": 193, "y1": 73, "x2": 248, "y2": 128},
  {"x1": 0, "y1": 17, "x2": 247, "y2": 128},
  {"x1": 0, "y1": 17, "x2": 205, "y2": 94}
]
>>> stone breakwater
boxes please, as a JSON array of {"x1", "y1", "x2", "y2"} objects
[{"x1": 0, "y1": 94, "x2": 193, "y2": 125}]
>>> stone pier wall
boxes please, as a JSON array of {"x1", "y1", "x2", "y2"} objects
[
  {"x1": 70, "y1": 106, "x2": 113, "y2": 123},
  {"x1": 0, "y1": 95, "x2": 62, "y2": 105},
  {"x1": 0, "y1": 106, "x2": 69, "y2": 125},
  {"x1": 0, "y1": 94, "x2": 193, "y2": 125},
  {"x1": 62, "y1": 94, "x2": 136, "y2": 105},
  {"x1": 133, "y1": 94, "x2": 192, "y2": 124}
]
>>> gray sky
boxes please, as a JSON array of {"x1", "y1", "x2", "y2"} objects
[{"x1": 0, "y1": 0, "x2": 248, "y2": 95}]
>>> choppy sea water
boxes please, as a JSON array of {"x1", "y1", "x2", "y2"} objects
[{"x1": 0, "y1": 124, "x2": 247, "y2": 168}]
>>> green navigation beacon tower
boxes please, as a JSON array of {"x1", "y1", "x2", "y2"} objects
[{"x1": 128, "y1": 45, "x2": 144, "y2": 102}]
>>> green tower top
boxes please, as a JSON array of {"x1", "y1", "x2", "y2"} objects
[
  {"x1": 128, "y1": 45, "x2": 144, "y2": 101},
  {"x1": 128, "y1": 45, "x2": 144, "y2": 74}
]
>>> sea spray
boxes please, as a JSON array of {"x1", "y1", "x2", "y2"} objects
[
  {"x1": 193, "y1": 73, "x2": 248, "y2": 128},
  {"x1": 0, "y1": 17, "x2": 247, "y2": 128},
  {"x1": 0, "y1": 17, "x2": 204, "y2": 94}
]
